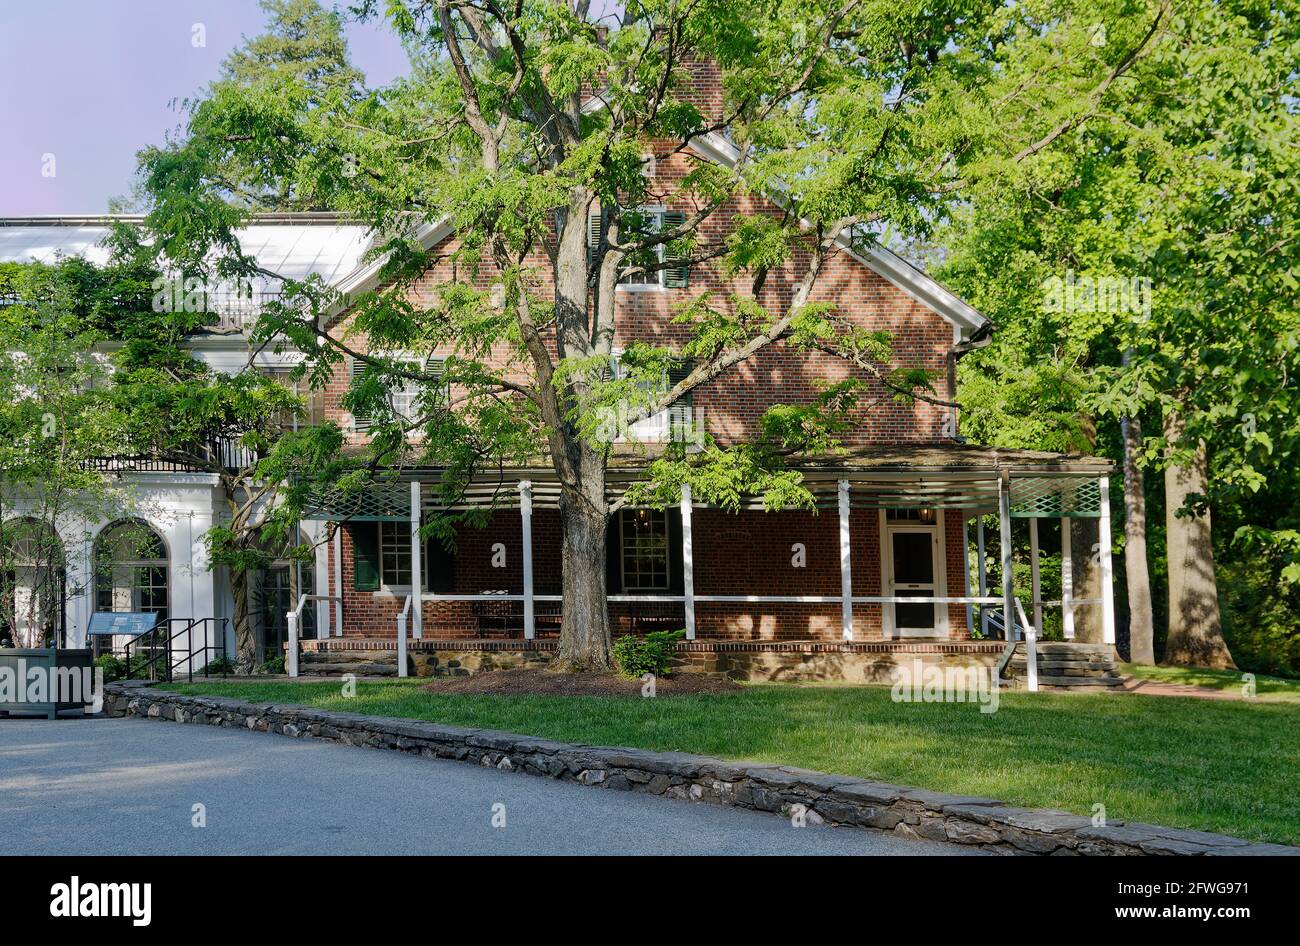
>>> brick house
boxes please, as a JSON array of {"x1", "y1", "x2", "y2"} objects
[{"x1": 0, "y1": 75, "x2": 1116, "y2": 685}]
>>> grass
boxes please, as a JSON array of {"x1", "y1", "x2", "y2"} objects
[
  {"x1": 164, "y1": 678, "x2": 1300, "y2": 846},
  {"x1": 1120, "y1": 663, "x2": 1300, "y2": 702}
]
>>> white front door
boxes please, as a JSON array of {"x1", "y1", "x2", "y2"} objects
[{"x1": 882, "y1": 511, "x2": 947, "y2": 637}]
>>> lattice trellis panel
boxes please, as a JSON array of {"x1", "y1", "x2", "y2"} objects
[
  {"x1": 1008, "y1": 475, "x2": 1101, "y2": 518},
  {"x1": 301, "y1": 480, "x2": 412, "y2": 521}
]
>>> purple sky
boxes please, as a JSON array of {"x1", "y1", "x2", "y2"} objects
[{"x1": 0, "y1": 0, "x2": 409, "y2": 215}]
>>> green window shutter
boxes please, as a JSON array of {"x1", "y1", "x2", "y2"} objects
[
  {"x1": 587, "y1": 211, "x2": 605, "y2": 270},
  {"x1": 425, "y1": 354, "x2": 447, "y2": 406},
  {"x1": 348, "y1": 358, "x2": 373, "y2": 432},
  {"x1": 667, "y1": 507, "x2": 684, "y2": 594},
  {"x1": 662, "y1": 211, "x2": 689, "y2": 288},
  {"x1": 425, "y1": 534, "x2": 456, "y2": 593},
  {"x1": 353, "y1": 523, "x2": 380, "y2": 591},
  {"x1": 666, "y1": 359, "x2": 693, "y2": 441},
  {"x1": 605, "y1": 512, "x2": 623, "y2": 594}
]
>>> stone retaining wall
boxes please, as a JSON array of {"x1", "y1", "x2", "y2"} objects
[{"x1": 104, "y1": 682, "x2": 1297, "y2": 857}]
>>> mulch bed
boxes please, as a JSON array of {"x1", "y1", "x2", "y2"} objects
[{"x1": 421, "y1": 668, "x2": 742, "y2": 697}]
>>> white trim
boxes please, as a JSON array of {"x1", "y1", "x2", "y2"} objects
[
  {"x1": 1029, "y1": 517, "x2": 1042, "y2": 634},
  {"x1": 838, "y1": 480, "x2": 854, "y2": 641},
  {"x1": 879, "y1": 508, "x2": 947, "y2": 638},
  {"x1": 1099, "y1": 477, "x2": 1116, "y2": 646},
  {"x1": 409, "y1": 481, "x2": 423, "y2": 640},
  {"x1": 519, "y1": 481, "x2": 535, "y2": 641},
  {"x1": 681, "y1": 483, "x2": 696, "y2": 640},
  {"x1": 1061, "y1": 518, "x2": 1075, "y2": 640}
]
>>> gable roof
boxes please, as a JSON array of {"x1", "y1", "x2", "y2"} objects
[
  {"x1": 1, "y1": 154, "x2": 989, "y2": 340},
  {"x1": 685, "y1": 132, "x2": 987, "y2": 337}
]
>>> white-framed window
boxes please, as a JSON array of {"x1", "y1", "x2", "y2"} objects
[
  {"x1": 620, "y1": 508, "x2": 670, "y2": 591},
  {"x1": 379, "y1": 521, "x2": 414, "y2": 588},
  {"x1": 609, "y1": 351, "x2": 694, "y2": 442},
  {"x1": 349, "y1": 354, "x2": 446, "y2": 432},
  {"x1": 588, "y1": 207, "x2": 689, "y2": 289}
]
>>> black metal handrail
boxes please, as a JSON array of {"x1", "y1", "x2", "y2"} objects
[{"x1": 123, "y1": 617, "x2": 230, "y2": 682}]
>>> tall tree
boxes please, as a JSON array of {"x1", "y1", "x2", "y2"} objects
[
  {"x1": 138, "y1": 0, "x2": 1171, "y2": 671},
  {"x1": 938, "y1": 0, "x2": 1298, "y2": 669},
  {"x1": 0, "y1": 262, "x2": 119, "y2": 647}
]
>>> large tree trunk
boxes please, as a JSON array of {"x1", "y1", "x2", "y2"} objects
[
  {"x1": 552, "y1": 469, "x2": 613, "y2": 672},
  {"x1": 1162, "y1": 408, "x2": 1234, "y2": 669},
  {"x1": 1070, "y1": 516, "x2": 1104, "y2": 643},
  {"x1": 231, "y1": 566, "x2": 256, "y2": 672},
  {"x1": 1122, "y1": 409, "x2": 1155, "y2": 663}
]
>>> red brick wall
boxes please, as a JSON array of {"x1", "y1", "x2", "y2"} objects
[
  {"x1": 316, "y1": 60, "x2": 974, "y2": 643},
  {"x1": 326, "y1": 506, "x2": 973, "y2": 643}
]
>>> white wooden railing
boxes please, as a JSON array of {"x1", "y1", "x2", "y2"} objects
[{"x1": 286, "y1": 593, "x2": 341, "y2": 678}]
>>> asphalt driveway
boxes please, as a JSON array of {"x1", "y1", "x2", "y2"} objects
[{"x1": 0, "y1": 717, "x2": 978, "y2": 855}]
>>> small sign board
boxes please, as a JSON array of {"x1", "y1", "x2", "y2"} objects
[{"x1": 87, "y1": 612, "x2": 160, "y2": 638}]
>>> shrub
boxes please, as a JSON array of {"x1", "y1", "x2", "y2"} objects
[
  {"x1": 204, "y1": 655, "x2": 236, "y2": 675},
  {"x1": 94, "y1": 654, "x2": 126, "y2": 682},
  {"x1": 258, "y1": 655, "x2": 286, "y2": 675},
  {"x1": 613, "y1": 629, "x2": 685, "y2": 680}
]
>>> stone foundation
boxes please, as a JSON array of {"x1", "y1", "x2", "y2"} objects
[
  {"x1": 299, "y1": 638, "x2": 1007, "y2": 683},
  {"x1": 104, "y1": 681, "x2": 1297, "y2": 857}
]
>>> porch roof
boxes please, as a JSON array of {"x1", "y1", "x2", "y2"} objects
[{"x1": 300, "y1": 443, "x2": 1112, "y2": 520}]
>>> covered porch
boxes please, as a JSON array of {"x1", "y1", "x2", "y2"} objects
[{"x1": 292, "y1": 446, "x2": 1117, "y2": 690}]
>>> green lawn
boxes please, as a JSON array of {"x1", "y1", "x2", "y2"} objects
[
  {"x1": 164, "y1": 679, "x2": 1300, "y2": 845},
  {"x1": 1120, "y1": 663, "x2": 1300, "y2": 702}
]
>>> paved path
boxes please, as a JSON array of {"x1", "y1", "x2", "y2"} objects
[
  {"x1": 1119, "y1": 677, "x2": 1252, "y2": 701},
  {"x1": 0, "y1": 718, "x2": 978, "y2": 856}
]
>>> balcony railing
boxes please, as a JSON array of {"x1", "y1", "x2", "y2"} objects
[
  {"x1": 199, "y1": 290, "x2": 283, "y2": 334},
  {"x1": 84, "y1": 435, "x2": 260, "y2": 475}
]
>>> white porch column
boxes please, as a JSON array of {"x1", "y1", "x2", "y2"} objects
[
  {"x1": 396, "y1": 602, "x2": 409, "y2": 678},
  {"x1": 680, "y1": 483, "x2": 695, "y2": 641},
  {"x1": 286, "y1": 611, "x2": 299, "y2": 678},
  {"x1": 838, "y1": 480, "x2": 854, "y2": 641},
  {"x1": 1029, "y1": 517, "x2": 1042, "y2": 634},
  {"x1": 998, "y1": 473, "x2": 1015, "y2": 640},
  {"x1": 313, "y1": 523, "x2": 330, "y2": 638},
  {"x1": 519, "y1": 480, "x2": 535, "y2": 641},
  {"x1": 977, "y1": 516, "x2": 989, "y2": 637},
  {"x1": 1098, "y1": 476, "x2": 1117, "y2": 647},
  {"x1": 961, "y1": 518, "x2": 974, "y2": 635},
  {"x1": 62, "y1": 523, "x2": 93, "y2": 649},
  {"x1": 410, "y1": 481, "x2": 423, "y2": 641},
  {"x1": 332, "y1": 527, "x2": 343, "y2": 636},
  {"x1": 1061, "y1": 517, "x2": 1075, "y2": 639}
]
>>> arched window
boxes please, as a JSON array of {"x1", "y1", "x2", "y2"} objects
[
  {"x1": 94, "y1": 520, "x2": 169, "y2": 619},
  {"x1": 0, "y1": 518, "x2": 66, "y2": 647}
]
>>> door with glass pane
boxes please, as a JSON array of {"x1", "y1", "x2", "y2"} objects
[{"x1": 887, "y1": 526, "x2": 941, "y2": 635}]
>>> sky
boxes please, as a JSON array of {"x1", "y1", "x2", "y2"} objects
[{"x1": 0, "y1": 0, "x2": 410, "y2": 215}]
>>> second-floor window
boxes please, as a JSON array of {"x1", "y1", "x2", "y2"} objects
[
  {"x1": 261, "y1": 367, "x2": 322, "y2": 431},
  {"x1": 349, "y1": 355, "x2": 446, "y2": 433},
  {"x1": 588, "y1": 208, "x2": 689, "y2": 289}
]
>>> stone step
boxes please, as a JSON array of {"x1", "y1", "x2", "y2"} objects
[
  {"x1": 302, "y1": 651, "x2": 394, "y2": 664},
  {"x1": 1008, "y1": 660, "x2": 1117, "y2": 674},
  {"x1": 299, "y1": 659, "x2": 399, "y2": 677},
  {"x1": 1017, "y1": 674, "x2": 1124, "y2": 688}
]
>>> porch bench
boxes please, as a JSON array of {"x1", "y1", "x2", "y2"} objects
[
  {"x1": 471, "y1": 597, "x2": 562, "y2": 638},
  {"x1": 621, "y1": 598, "x2": 685, "y2": 634}
]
